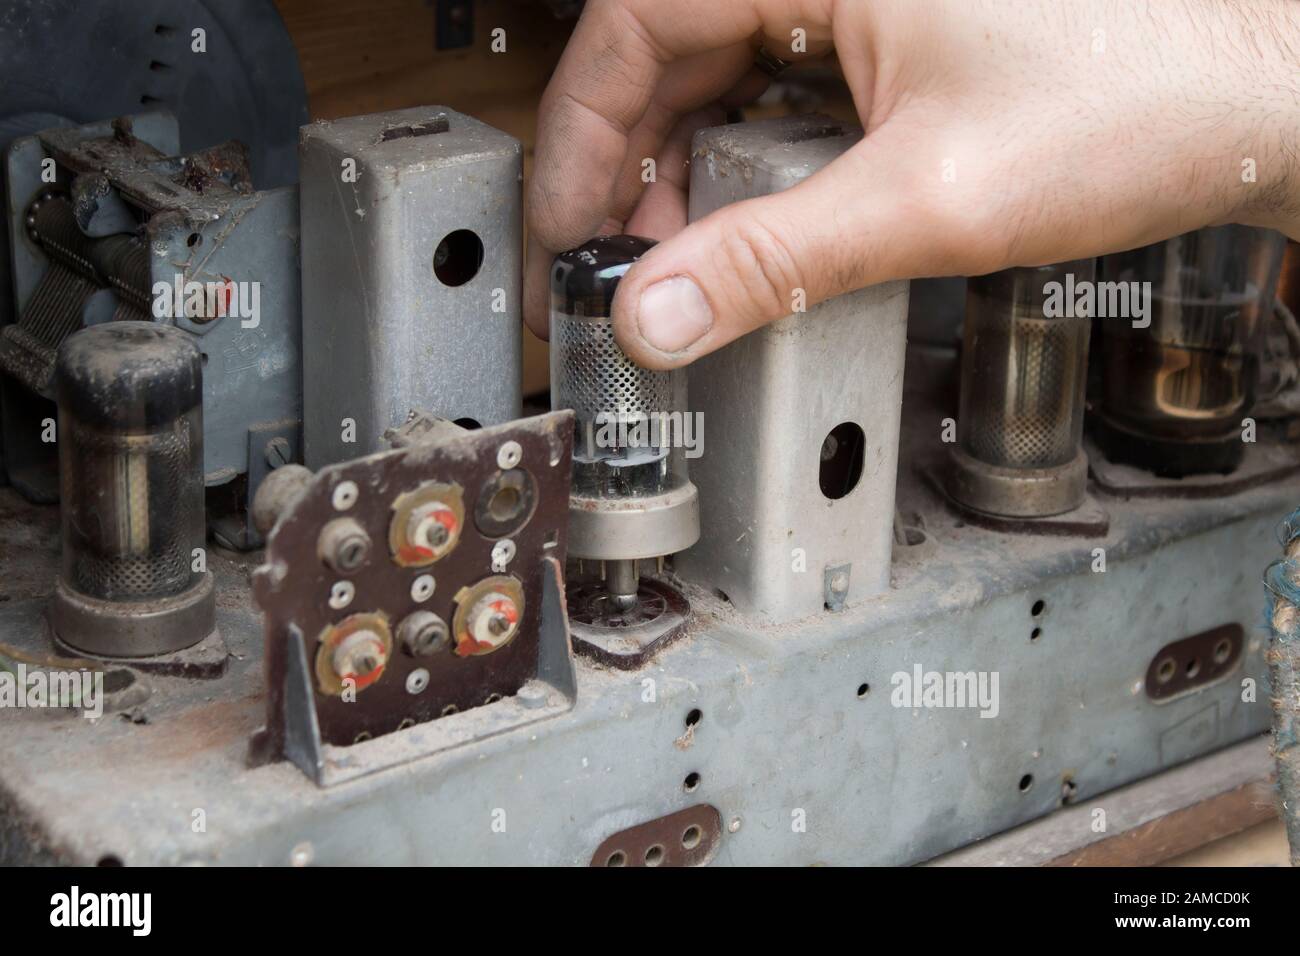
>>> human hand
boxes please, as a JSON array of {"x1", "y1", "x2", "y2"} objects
[{"x1": 525, "y1": 0, "x2": 1300, "y2": 369}]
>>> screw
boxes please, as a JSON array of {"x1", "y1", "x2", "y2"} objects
[
  {"x1": 465, "y1": 593, "x2": 519, "y2": 651},
  {"x1": 331, "y1": 629, "x2": 386, "y2": 681},
  {"x1": 318, "y1": 518, "x2": 371, "y2": 573},
  {"x1": 408, "y1": 502, "x2": 455, "y2": 555},
  {"x1": 265, "y1": 436, "x2": 292, "y2": 469},
  {"x1": 398, "y1": 611, "x2": 450, "y2": 656}
]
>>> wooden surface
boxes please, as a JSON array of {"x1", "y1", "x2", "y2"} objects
[
  {"x1": 276, "y1": 0, "x2": 569, "y2": 123},
  {"x1": 931, "y1": 736, "x2": 1282, "y2": 867},
  {"x1": 1166, "y1": 817, "x2": 1290, "y2": 866}
]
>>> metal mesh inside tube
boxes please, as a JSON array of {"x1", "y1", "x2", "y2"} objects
[
  {"x1": 551, "y1": 314, "x2": 673, "y2": 423},
  {"x1": 62, "y1": 423, "x2": 198, "y2": 599},
  {"x1": 959, "y1": 308, "x2": 1089, "y2": 470}
]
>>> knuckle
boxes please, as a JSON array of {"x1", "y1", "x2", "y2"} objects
[
  {"x1": 901, "y1": 168, "x2": 1016, "y2": 277},
  {"x1": 714, "y1": 217, "x2": 804, "y2": 319}
]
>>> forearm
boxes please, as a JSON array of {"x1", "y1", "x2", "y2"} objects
[{"x1": 1209, "y1": 0, "x2": 1300, "y2": 239}]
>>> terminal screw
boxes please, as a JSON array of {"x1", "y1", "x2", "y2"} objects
[
  {"x1": 398, "y1": 611, "x2": 451, "y2": 657},
  {"x1": 318, "y1": 518, "x2": 372, "y2": 573},
  {"x1": 331, "y1": 629, "x2": 388, "y2": 686}
]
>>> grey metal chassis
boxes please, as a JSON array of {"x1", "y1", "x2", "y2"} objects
[{"x1": 0, "y1": 346, "x2": 1288, "y2": 866}]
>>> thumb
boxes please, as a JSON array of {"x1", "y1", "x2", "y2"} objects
[{"x1": 609, "y1": 137, "x2": 927, "y2": 370}]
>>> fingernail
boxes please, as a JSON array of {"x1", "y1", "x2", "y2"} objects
[{"x1": 636, "y1": 276, "x2": 713, "y2": 353}]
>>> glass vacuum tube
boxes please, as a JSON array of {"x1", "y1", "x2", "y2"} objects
[
  {"x1": 948, "y1": 259, "x2": 1095, "y2": 518},
  {"x1": 549, "y1": 235, "x2": 699, "y2": 611},
  {"x1": 1096, "y1": 225, "x2": 1286, "y2": 476}
]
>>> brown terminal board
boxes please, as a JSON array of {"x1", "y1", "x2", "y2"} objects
[
  {"x1": 1145, "y1": 623, "x2": 1244, "y2": 702},
  {"x1": 251, "y1": 412, "x2": 573, "y2": 751},
  {"x1": 590, "y1": 804, "x2": 723, "y2": 867}
]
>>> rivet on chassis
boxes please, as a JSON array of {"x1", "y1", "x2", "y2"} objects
[
  {"x1": 410, "y1": 574, "x2": 436, "y2": 602},
  {"x1": 497, "y1": 440, "x2": 523, "y2": 470},
  {"x1": 328, "y1": 580, "x2": 355, "y2": 610},
  {"x1": 491, "y1": 538, "x2": 516, "y2": 572},
  {"x1": 332, "y1": 480, "x2": 359, "y2": 511},
  {"x1": 405, "y1": 668, "x2": 430, "y2": 695}
]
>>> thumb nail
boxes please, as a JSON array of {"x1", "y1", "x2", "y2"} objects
[{"x1": 636, "y1": 276, "x2": 713, "y2": 353}]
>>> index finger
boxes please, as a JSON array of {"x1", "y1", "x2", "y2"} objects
[{"x1": 528, "y1": 0, "x2": 772, "y2": 253}]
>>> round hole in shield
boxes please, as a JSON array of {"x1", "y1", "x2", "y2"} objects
[
  {"x1": 818, "y1": 422, "x2": 865, "y2": 500},
  {"x1": 433, "y1": 229, "x2": 484, "y2": 286}
]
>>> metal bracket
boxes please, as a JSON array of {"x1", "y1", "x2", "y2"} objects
[
  {"x1": 252, "y1": 558, "x2": 578, "y2": 786},
  {"x1": 209, "y1": 419, "x2": 301, "y2": 550},
  {"x1": 824, "y1": 564, "x2": 851, "y2": 612},
  {"x1": 281, "y1": 623, "x2": 324, "y2": 779}
]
